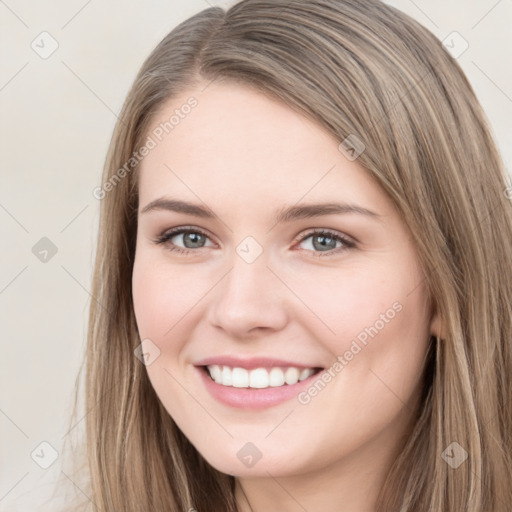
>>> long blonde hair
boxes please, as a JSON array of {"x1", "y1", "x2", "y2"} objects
[{"x1": 57, "y1": 0, "x2": 512, "y2": 510}]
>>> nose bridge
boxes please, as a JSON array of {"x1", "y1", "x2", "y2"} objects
[{"x1": 208, "y1": 244, "x2": 288, "y2": 335}]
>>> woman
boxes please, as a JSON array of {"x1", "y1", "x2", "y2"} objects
[{"x1": 60, "y1": 0, "x2": 512, "y2": 510}]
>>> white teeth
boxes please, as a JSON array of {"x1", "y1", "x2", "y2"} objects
[
  {"x1": 232, "y1": 367, "x2": 249, "y2": 388},
  {"x1": 284, "y1": 367, "x2": 300, "y2": 385},
  {"x1": 210, "y1": 365, "x2": 222, "y2": 383},
  {"x1": 249, "y1": 368, "x2": 269, "y2": 388},
  {"x1": 221, "y1": 365, "x2": 232, "y2": 386},
  {"x1": 269, "y1": 367, "x2": 285, "y2": 387},
  {"x1": 299, "y1": 368, "x2": 315, "y2": 381},
  {"x1": 206, "y1": 365, "x2": 317, "y2": 388}
]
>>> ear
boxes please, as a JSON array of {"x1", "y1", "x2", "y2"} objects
[{"x1": 429, "y1": 301, "x2": 444, "y2": 340}]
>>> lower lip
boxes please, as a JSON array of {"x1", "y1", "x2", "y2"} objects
[{"x1": 196, "y1": 366, "x2": 323, "y2": 410}]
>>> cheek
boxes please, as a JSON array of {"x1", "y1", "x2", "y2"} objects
[
  {"x1": 289, "y1": 268, "x2": 431, "y2": 459},
  {"x1": 287, "y1": 257, "x2": 430, "y2": 378},
  {"x1": 132, "y1": 252, "x2": 210, "y2": 343},
  {"x1": 285, "y1": 260, "x2": 407, "y2": 341},
  {"x1": 131, "y1": 254, "x2": 207, "y2": 413}
]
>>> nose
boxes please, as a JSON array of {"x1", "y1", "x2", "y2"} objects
[{"x1": 207, "y1": 251, "x2": 289, "y2": 338}]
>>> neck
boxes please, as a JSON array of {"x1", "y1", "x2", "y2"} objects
[{"x1": 234, "y1": 460, "x2": 387, "y2": 512}]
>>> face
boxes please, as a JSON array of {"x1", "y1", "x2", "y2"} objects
[{"x1": 132, "y1": 80, "x2": 439, "y2": 480}]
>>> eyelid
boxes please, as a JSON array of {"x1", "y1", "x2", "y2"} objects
[
  {"x1": 293, "y1": 227, "x2": 356, "y2": 246},
  {"x1": 153, "y1": 225, "x2": 216, "y2": 247}
]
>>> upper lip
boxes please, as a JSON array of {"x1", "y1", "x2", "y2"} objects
[{"x1": 194, "y1": 356, "x2": 323, "y2": 370}]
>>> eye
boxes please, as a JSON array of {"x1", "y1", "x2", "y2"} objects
[
  {"x1": 153, "y1": 226, "x2": 356, "y2": 257},
  {"x1": 295, "y1": 229, "x2": 356, "y2": 257},
  {"x1": 153, "y1": 227, "x2": 215, "y2": 254}
]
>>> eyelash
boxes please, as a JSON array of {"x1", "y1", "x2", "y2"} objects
[{"x1": 153, "y1": 226, "x2": 356, "y2": 258}]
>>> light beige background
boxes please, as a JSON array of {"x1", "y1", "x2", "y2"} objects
[{"x1": 1, "y1": 0, "x2": 511, "y2": 510}]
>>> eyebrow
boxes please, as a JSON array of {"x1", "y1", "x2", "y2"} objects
[{"x1": 140, "y1": 197, "x2": 381, "y2": 223}]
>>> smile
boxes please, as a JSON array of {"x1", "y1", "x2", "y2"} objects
[{"x1": 205, "y1": 365, "x2": 322, "y2": 388}]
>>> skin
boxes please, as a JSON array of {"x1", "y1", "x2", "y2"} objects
[{"x1": 132, "y1": 79, "x2": 441, "y2": 512}]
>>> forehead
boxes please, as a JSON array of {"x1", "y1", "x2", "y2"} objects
[{"x1": 137, "y1": 80, "x2": 389, "y2": 214}]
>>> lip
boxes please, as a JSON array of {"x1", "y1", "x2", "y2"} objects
[
  {"x1": 194, "y1": 355, "x2": 321, "y2": 370},
  {"x1": 195, "y1": 365, "x2": 324, "y2": 410}
]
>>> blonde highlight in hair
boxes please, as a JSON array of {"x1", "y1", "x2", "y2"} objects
[{"x1": 57, "y1": 1, "x2": 512, "y2": 510}]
